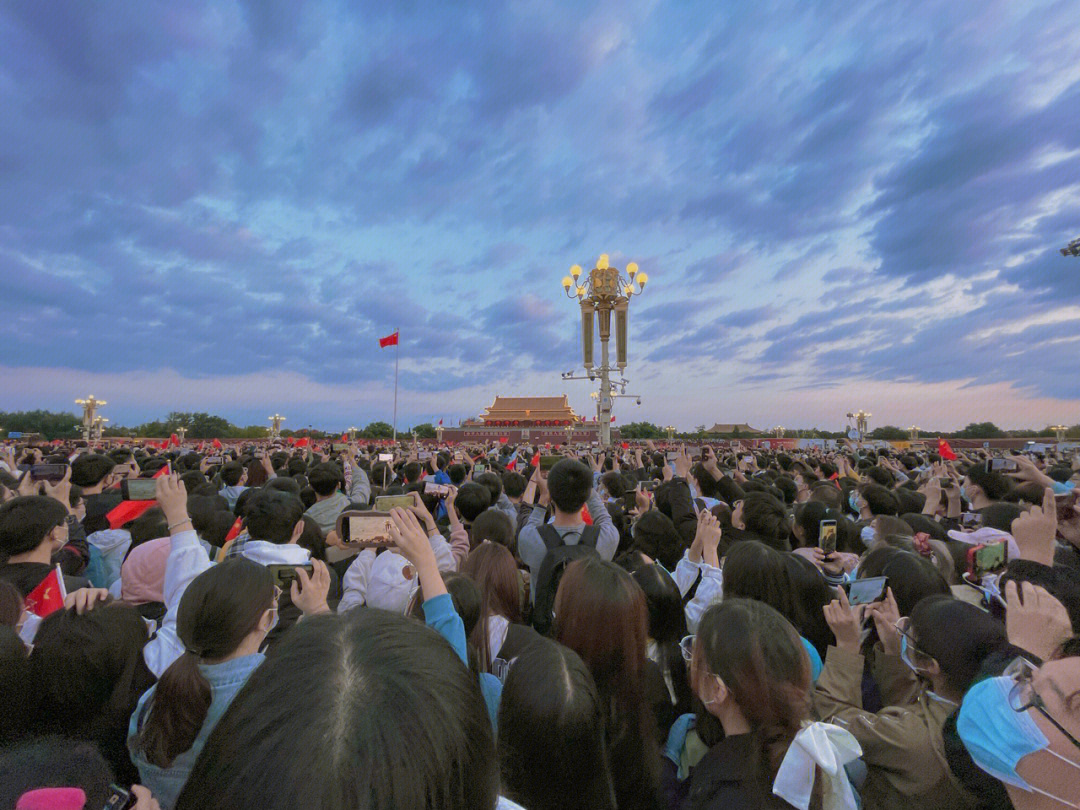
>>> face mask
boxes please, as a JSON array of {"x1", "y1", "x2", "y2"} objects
[
  {"x1": 860, "y1": 526, "x2": 876, "y2": 547},
  {"x1": 900, "y1": 634, "x2": 920, "y2": 674},
  {"x1": 959, "y1": 486, "x2": 968, "y2": 501},
  {"x1": 848, "y1": 492, "x2": 861, "y2": 512},
  {"x1": 958, "y1": 676, "x2": 1080, "y2": 806}
]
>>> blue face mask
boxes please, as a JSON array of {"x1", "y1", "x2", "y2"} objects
[
  {"x1": 860, "y1": 525, "x2": 875, "y2": 547},
  {"x1": 959, "y1": 485, "x2": 968, "y2": 501},
  {"x1": 848, "y1": 492, "x2": 861, "y2": 513},
  {"x1": 958, "y1": 676, "x2": 1080, "y2": 805}
]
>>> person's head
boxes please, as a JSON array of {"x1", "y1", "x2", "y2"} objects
[
  {"x1": 264, "y1": 476, "x2": 302, "y2": 498},
  {"x1": 138, "y1": 559, "x2": 275, "y2": 768},
  {"x1": 721, "y1": 541, "x2": 795, "y2": 623},
  {"x1": 630, "y1": 510, "x2": 684, "y2": 571},
  {"x1": 454, "y1": 482, "x2": 491, "y2": 524},
  {"x1": 401, "y1": 461, "x2": 423, "y2": 484},
  {"x1": 0, "y1": 736, "x2": 115, "y2": 810},
  {"x1": 70, "y1": 454, "x2": 116, "y2": 488},
  {"x1": 303, "y1": 462, "x2": 340, "y2": 498},
  {"x1": 242, "y1": 489, "x2": 305, "y2": 544},
  {"x1": 219, "y1": 461, "x2": 246, "y2": 488},
  {"x1": 470, "y1": 509, "x2": 516, "y2": 552},
  {"x1": 731, "y1": 491, "x2": 790, "y2": 550},
  {"x1": 29, "y1": 603, "x2": 152, "y2": 744},
  {"x1": 808, "y1": 481, "x2": 843, "y2": 510},
  {"x1": 904, "y1": 595, "x2": 1009, "y2": 698},
  {"x1": 964, "y1": 465, "x2": 1013, "y2": 505},
  {"x1": 498, "y1": 641, "x2": 617, "y2": 810},
  {"x1": 0, "y1": 579, "x2": 23, "y2": 627},
  {"x1": 865, "y1": 466, "x2": 894, "y2": 488},
  {"x1": 502, "y1": 471, "x2": 527, "y2": 500},
  {"x1": 461, "y1": 542, "x2": 523, "y2": 669},
  {"x1": 980, "y1": 501, "x2": 1026, "y2": 533},
  {"x1": 0, "y1": 496, "x2": 69, "y2": 562},
  {"x1": 691, "y1": 599, "x2": 812, "y2": 799},
  {"x1": 792, "y1": 501, "x2": 846, "y2": 549},
  {"x1": 547, "y1": 459, "x2": 593, "y2": 515},
  {"x1": 474, "y1": 471, "x2": 504, "y2": 506},
  {"x1": 173, "y1": 609, "x2": 498, "y2": 810},
  {"x1": 860, "y1": 483, "x2": 900, "y2": 517},
  {"x1": 447, "y1": 463, "x2": 467, "y2": 486},
  {"x1": 598, "y1": 471, "x2": 626, "y2": 501},
  {"x1": 0, "y1": 625, "x2": 31, "y2": 745}
]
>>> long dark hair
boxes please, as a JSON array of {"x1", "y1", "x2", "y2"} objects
[
  {"x1": 498, "y1": 640, "x2": 616, "y2": 810},
  {"x1": 138, "y1": 559, "x2": 274, "y2": 767},
  {"x1": 461, "y1": 541, "x2": 522, "y2": 671},
  {"x1": 554, "y1": 557, "x2": 660, "y2": 810},
  {"x1": 694, "y1": 599, "x2": 817, "y2": 809},
  {"x1": 174, "y1": 610, "x2": 498, "y2": 810}
]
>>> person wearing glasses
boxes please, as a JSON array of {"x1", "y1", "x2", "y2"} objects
[{"x1": 817, "y1": 591, "x2": 1011, "y2": 810}]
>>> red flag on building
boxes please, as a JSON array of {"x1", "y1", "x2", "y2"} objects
[
  {"x1": 610, "y1": 415, "x2": 616, "y2": 423},
  {"x1": 25, "y1": 566, "x2": 67, "y2": 617},
  {"x1": 379, "y1": 331, "x2": 399, "y2": 348},
  {"x1": 938, "y1": 439, "x2": 957, "y2": 461},
  {"x1": 499, "y1": 437, "x2": 508, "y2": 444},
  {"x1": 438, "y1": 418, "x2": 443, "y2": 426}
]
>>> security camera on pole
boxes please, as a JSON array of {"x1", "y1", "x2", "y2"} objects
[{"x1": 560, "y1": 254, "x2": 649, "y2": 447}]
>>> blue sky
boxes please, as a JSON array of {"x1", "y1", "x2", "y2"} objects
[{"x1": 3, "y1": 0, "x2": 1080, "y2": 432}]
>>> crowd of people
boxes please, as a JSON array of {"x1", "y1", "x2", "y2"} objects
[{"x1": 0, "y1": 435, "x2": 1078, "y2": 810}]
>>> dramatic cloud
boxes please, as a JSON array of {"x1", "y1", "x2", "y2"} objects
[{"x1": 2, "y1": 0, "x2": 1079, "y2": 429}]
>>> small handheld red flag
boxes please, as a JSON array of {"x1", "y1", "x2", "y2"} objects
[
  {"x1": 938, "y1": 439, "x2": 957, "y2": 461},
  {"x1": 581, "y1": 505, "x2": 593, "y2": 525},
  {"x1": 531, "y1": 451, "x2": 541, "y2": 466},
  {"x1": 169, "y1": 433, "x2": 180, "y2": 447},
  {"x1": 499, "y1": 437, "x2": 508, "y2": 444},
  {"x1": 340, "y1": 434, "x2": 348, "y2": 443},
  {"x1": 379, "y1": 331, "x2": 399, "y2": 348},
  {"x1": 295, "y1": 437, "x2": 310, "y2": 448},
  {"x1": 224, "y1": 517, "x2": 244, "y2": 543},
  {"x1": 621, "y1": 442, "x2": 629, "y2": 449},
  {"x1": 212, "y1": 439, "x2": 223, "y2": 449},
  {"x1": 25, "y1": 566, "x2": 67, "y2": 617}
]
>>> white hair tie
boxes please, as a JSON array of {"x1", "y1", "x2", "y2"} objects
[{"x1": 772, "y1": 721, "x2": 862, "y2": 810}]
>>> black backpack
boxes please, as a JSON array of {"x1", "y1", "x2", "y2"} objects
[{"x1": 531, "y1": 523, "x2": 600, "y2": 636}]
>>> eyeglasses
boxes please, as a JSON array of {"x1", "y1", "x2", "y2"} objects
[
  {"x1": 680, "y1": 634, "x2": 695, "y2": 663},
  {"x1": 1005, "y1": 657, "x2": 1080, "y2": 751},
  {"x1": 894, "y1": 617, "x2": 929, "y2": 658}
]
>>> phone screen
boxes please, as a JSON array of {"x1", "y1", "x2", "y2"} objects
[
  {"x1": 266, "y1": 564, "x2": 314, "y2": 589},
  {"x1": 666, "y1": 451, "x2": 679, "y2": 461},
  {"x1": 819, "y1": 520, "x2": 837, "y2": 555},
  {"x1": 332, "y1": 443, "x2": 349, "y2": 452},
  {"x1": 340, "y1": 513, "x2": 395, "y2": 547},
  {"x1": 425, "y1": 482, "x2": 451, "y2": 497},
  {"x1": 989, "y1": 458, "x2": 1018, "y2": 472},
  {"x1": 122, "y1": 478, "x2": 158, "y2": 501},
  {"x1": 973, "y1": 541, "x2": 1007, "y2": 575},
  {"x1": 622, "y1": 491, "x2": 638, "y2": 511},
  {"x1": 29, "y1": 464, "x2": 68, "y2": 482},
  {"x1": 845, "y1": 576, "x2": 888, "y2": 606},
  {"x1": 539, "y1": 455, "x2": 560, "y2": 471},
  {"x1": 378, "y1": 453, "x2": 393, "y2": 462},
  {"x1": 374, "y1": 495, "x2": 413, "y2": 511}
]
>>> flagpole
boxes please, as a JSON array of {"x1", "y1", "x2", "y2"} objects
[{"x1": 393, "y1": 327, "x2": 399, "y2": 442}]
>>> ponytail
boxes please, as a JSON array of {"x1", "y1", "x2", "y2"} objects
[
  {"x1": 139, "y1": 650, "x2": 213, "y2": 767},
  {"x1": 136, "y1": 558, "x2": 274, "y2": 768}
]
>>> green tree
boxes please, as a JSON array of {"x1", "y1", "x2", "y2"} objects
[
  {"x1": 618, "y1": 421, "x2": 663, "y2": 439},
  {"x1": 0, "y1": 410, "x2": 81, "y2": 440},
  {"x1": 954, "y1": 422, "x2": 1006, "y2": 439},
  {"x1": 362, "y1": 421, "x2": 395, "y2": 439},
  {"x1": 870, "y1": 425, "x2": 908, "y2": 440},
  {"x1": 410, "y1": 423, "x2": 437, "y2": 439}
]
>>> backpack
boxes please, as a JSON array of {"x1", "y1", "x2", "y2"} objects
[{"x1": 531, "y1": 523, "x2": 600, "y2": 636}]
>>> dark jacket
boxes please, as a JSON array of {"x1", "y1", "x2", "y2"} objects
[
  {"x1": 676, "y1": 733, "x2": 785, "y2": 810},
  {"x1": 0, "y1": 562, "x2": 89, "y2": 598},
  {"x1": 83, "y1": 491, "x2": 122, "y2": 536}
]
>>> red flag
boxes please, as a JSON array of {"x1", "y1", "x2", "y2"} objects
[
  {"x1": 105, "y1": 465, "x2": 170, "y2": 529},
  {"x1": 581, "y1": 504, "x2": 593, "y2": 525},
  {"x1": 286, "y1": 437, "x2": 296, "y2": 446},
  {"x1": 531, "y1": 451, "x2": 541, "y2": 466},
  {"x1": 212, "y1": 439, "x2": 223, "y2": 449},
  {"x1": 295, "y1": 437, "x2": 310, "y2": 448},
  {"x1": 938, "y1": 439, "x2": 957, "y2": 461},
  {"x1": 498, "y1": 437, "x2": 508, "y2": 444},
  {"x1": 438, "y1": 418, "x2": 443, "y2": 426},
  {"x1": 25, "y1": 566, "x2": 66, "y2": 617},
  {"x1": 506, "y1": 457, "x2": 517, "y2": 471},
  {"x1": 169, "y1": 433, "x2": 180, "y2": 447},
  {"x1": 610, "y1": 415, "x2": 616, "y2": 423},
  {"x1": 379, "y1": 331, "x2": 399, "y2": 348},
  {"x1": 224, "y1": 517, "x2": 243, "y2": 543},
  {"x1": 621, "y1": 442, "x2": 629, "y2": 449},
  {"x1": 340, "y1": 434, "x2": 348, "y2": 443}
]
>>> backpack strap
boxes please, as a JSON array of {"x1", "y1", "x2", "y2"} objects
[
  {"x1": 536, "y1": 523, "x2": 564, "y2": 551},
  {"x1": 579, "y1": 524, "x2": 601, "y2": 548}
]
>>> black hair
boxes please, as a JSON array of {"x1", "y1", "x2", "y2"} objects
[
  {"x1": 599, "y1": 471, "x2": 627, "y2": 499},
  {"x1": 138, "y1": 560, "x2": 274, "y2": 767},
  {"x1": 0, "y1": 625, "x2": 31, "y2": 745},
  {"x1": 307, "y1": 462, "x2": 343, "y2": 497},
  {"x1": 910, "y1": 595, "x2": 1009, "y2": 693},
  {"x1": 0, "y1": 736, "x2": 114, "y2": 810},
  {"x1": 630, "y1": 510, "x2": 685, "y2": 571},
  {"x1": 0, "y1": 495, "x2": 68, "y2": 559},
  {"x1": 71, "y1": 454, "x2": 116, "y2": 487},
  {"x1": 964, "y1": 466, "x2": 1013, "y2": 502},
  {"x1": 242, "y1": 489, "x2": 304, "y2": 544},
  {"x1": 782, "y1": 554, "x2": 836, "y2": 658},
  {"x1": 498, "y1": 640, "x2": 617, "y2": 810},
  {"x1": 502, "y1": 471, "x2": 527, "y2": 499},
  {"x1": 265, "y1": 476, "x2": 302, "y2": 497},
  {"x1": 860, "y1": 483, "x2": 900, "y2": 517},
  {"x1": 471, "y1": 508, "x2": 516, "y2": 551},
  {"x1": 738, "y1": 491, "x2": 791, "y2": 551},
  {"x1": 455, "y1": 482, "x2": 492, "y2": 523},
  {"x1": 474, "y1": 471, "x2": 504, "y2": 506},
  {"x1": 547, "y1": 459, "x2": 593, "y2": 514},
  {"x1": 980, "y1": 502, "x2": 1025, "y2": 533},
  {"x1": 402, "y1": 461, "x2": 423, "y2": 484},
  {"x1": 174, "y1": 610, "x2": 498, "y2": 810}
]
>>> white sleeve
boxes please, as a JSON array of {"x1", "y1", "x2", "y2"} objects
[
  {"x1": 685, "y1": 563, "x2": 723, "y2": 634},
  {"x1": 143, "y1": 530, "x2": 212, "y2": 677},
  {"x1": 673, "y1": 551, "x2": 701, "y2": 598},
  {"x1": 337, "y1": 548, "x2": 376, "y2": 613},
  {"x1": 429, "y1": 530, "x2": 456, "y2": 572}
]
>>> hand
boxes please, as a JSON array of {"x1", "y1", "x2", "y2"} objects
[
  {"x1": 64, "y1": 587, "x2": 110, "y2": 615},
  {"x1": 823, "y1": 587, "x2": 863, "y2": 654},
  {"x1": 921, "y1": 477, "x2": 942, "y2": 515},
  {"x1": 536, "y1": 474, "x2": 550, "y2": 508},
  {"x1": 587, "y1": 454, "x2": 601, "y2": 473},
  {"x1": 325, "y1": 529, "x2": 343, "y2": 549},
  {"x1": 408, "y1": 490, "x2": 437, "y2": 531},
  {"x1": 260, "y1": 455, "x2": 274, "y2": 474},
  {"x1": 866, "y1": 588, "x2": 902, "y2": 656},
  {"x1": 17, "y1": 469, "x2": 37, "y2": 497},
  {"x1": 155, "y1": 475, "x2": 190, "y2": 530},
  {"x1": 793, "y1": 546, "x2": 825, "y2": 570},
  {"x1": 1005, "y1": 580, "x2": 1072, "y2": 661},
  {"x1": 291, "y1": 559, "x2": 332, "y2": 616},
  {"x1": 661, "y1": 463, "x2": 673, "y2": 482},
  {"x1": 130, "y1": 785, "x2": 162, "y2": 810},
  {"x1": 635, "y1": 486, "x2": 651, "y2": 515},
  {"x1": 697, "y1": 510, "x2": 722, "y2": 568},
  {"x1": 388, "y1": 507, "x2": 445, "y2": 599},
  {"x1": 1011, "y1": 487, "x2": 1057, "y2": 567},
  {"x1": 674, "y1": 445, "x2": 692, "y2": 479},
  {"x1": 41, "y1": 466, "x2": 73, "y2": 513}
]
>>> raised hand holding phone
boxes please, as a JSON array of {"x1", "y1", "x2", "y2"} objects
[
  {"x1": 823, "y1": 587, "x2": 863, "y2": 653},
  {"x1": 1011, "y1": 486, "x2": 1057, "y2": 566},
  {"x1": 866, "y1": 587, "x2": 902, "y2": 656},
  {"x1": 387, "y1": 507, "x2": 445, "y2": 600},
  {"x1": 291, "y1": 559, "x2": 332, "y2": 617}
]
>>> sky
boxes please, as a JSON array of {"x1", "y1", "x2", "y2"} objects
[{"x1": 2, "y1": 0, "x2": 1080, "y2": 433}]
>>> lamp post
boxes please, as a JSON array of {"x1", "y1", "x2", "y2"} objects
[
  {"x1": 846, "y1": 410, "x2": 871, "y2": 441},
  {"x1": 176, "y1": 426, "x2": 186, "y2": 444},
  {"x1": 561, "y1": 254, "x2": 648, "y2": 447},
  {"x1": 75, "y1": 396, "x2": 107, "y2": 442},
  {"x1": 909, "y1": 425, "x2": 920, "y2": 443},
  {"x1": 1052, "y1": 424, "x2": 1068, "y2": 444},
  {"x1": 348, "y1": 426, "x2": 359, "y2": 442},
  {"x1": 92, "y1": 416, "x2": 108, "y2": 441},
  {"x1": 268, "y1": 414, "x2": 285, "y2": 440},
  {"x1": 773, "y1": 426, "x2": 785, "y2": 439},
  {"x1": 565, "y1": 423, "x2": 575, "y2": 445},
  {"x1": 665, "y1": 425, "x2": 676, "y2": 441}
]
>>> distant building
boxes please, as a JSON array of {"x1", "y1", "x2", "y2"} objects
[
  {"x1": 704, "y1": 423, "x2": 763, "y2": 436},
  {"x1": 442, "y1": 395, "x2": 610, "y2": 443}
]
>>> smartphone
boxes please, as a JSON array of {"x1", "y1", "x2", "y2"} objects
[
  {"x1": 425, "y1": 481, "x2": 451, "y2": 497},
  {"x1": 844, "y1": 576, "x2": 888, "y2": 606},
  {"x1": 966, "y1": 541, "x2": 1007, "y2": 577},
  {"x1": 265, "y1": 563, "x2": 315, "y2": 589},
  {"x1": 539, "y1": 455, "x2": 560, "y2": 471},
  {"x1": 336, "y1": 511, "x2": 395, "y2": 548},
  {"x1": 121, "y1": 478, "x2": 158, "y2": 501},
  {"x1": 103, "y1": 784, "x2": 137, "y2": 810},
  {"x1": 375, "y1": 494, "x2": 413, "y2": 511},
  {"x1": 641, "y1": 480, "x2": 658, "y2": 492},
  {"x1": 28, "y1": 463, "x2": 68, "y2": 482},
  {"x1": 741, "y1": 455, "x2": 754, "y2": 464},
  {"x1": 621, "y1": 491, "x2": 638, "y2": 511},
  {"x1": 253, "y1": 449, "x2": 266, "y2": 459},
  {"x1": 205, "y1": 455, "x2": 223, "y2": 464},
  {"x1": 939, "y1": 477, "x2": 956, "y2": 488},
  {"x1": 418, "y1": 451, "x2": 432, "y2": 460},
  {"x1": 666, "y1": 451, "x2": 680, "y2": 461},
  {"x1": 453, "y1": 452, "x2": 463, "y2": 461},
  {"x1": 819, "y1": 520, "x2": 837, "y2": 555},
  {"x1": 1055, "y1": 492, "x2": 1076, "y2": 522},
  {"x1": 332, "y1": 443, "x2": 349, "y2": 452},
  {"x1": 475, "y1": 463, "x2": 487, "y2": 474},
  {"x1": 961, "y1": 511, "x2": 983, "y2": 528},
  {"x1": 988, "y1": 458, "x2": 1018, "y2": 472},
  {"x1": 378, "y1": 453, "x2": 393, "y2": 462}
]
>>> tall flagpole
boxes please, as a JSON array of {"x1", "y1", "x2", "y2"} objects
[{"x1": 392, "y1": 327, "x2": 399, "y2": 442}]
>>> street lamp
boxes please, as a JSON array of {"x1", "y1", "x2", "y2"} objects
[
  {"x1": 565, "y1": 423, "x2": 575, "y2": 445},
  {"x1": 846, "y1": 410, "x2": 871, "y2": 440},
  {"x1": 909, "y1": 425, "x2": 920, "y2": 443},
  {"x1": 268, "y1": 414, "x2": 285, "y2": 439},
  {"x1": 1061, "y1": 237, "x2": 1080, "y2": 257},
  {"x1": 1052, "y1": 424, "x2": 1068, "y2": 443},
  {"x1": 92, "y1": 416, "x2": 109, "y2": 441},
  {"x1": 347, "y1": 426, "x2": 359, "y2": 442},
  {"x1": 665, "y1": 425, "x2": 676, "y2": 441},
  {"x1": 773, "y1": 426, "x2": 785, "y2": 439},
  {"x1": 561, "y1": 254, "x2": 649, "y2": 446},
  {"x1": 75, "y1": 396, "x2": 107, "y2": 442}
]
